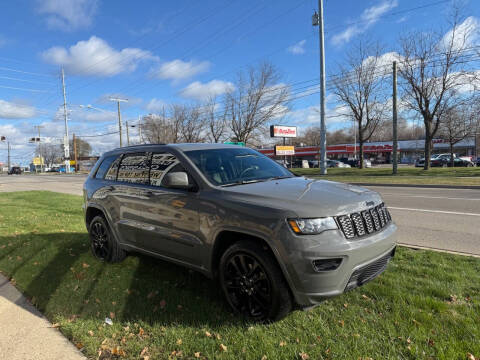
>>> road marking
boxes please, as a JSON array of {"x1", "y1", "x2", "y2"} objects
[
  {"x1": 389, "y1": 206, "x2": 480, "y2": 217},
  {"x1": 383, "y1": 194, "x2": 480, "y2": 201}
]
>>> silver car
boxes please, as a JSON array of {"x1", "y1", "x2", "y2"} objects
[{"x1": 83, "y1": 143, "x2": 396, "y2": 321}]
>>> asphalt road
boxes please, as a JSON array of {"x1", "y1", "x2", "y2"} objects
[{"x1": 1, "y1": 174, "x2": 478, "y2": 256}]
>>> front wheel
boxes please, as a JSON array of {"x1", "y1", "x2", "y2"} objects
[
  {"x1": 89, "y1": 215, "x2": 126, "y2": 263},
  {"x1": 219, "y1": 241, "x2": 292, "y2": 322}
]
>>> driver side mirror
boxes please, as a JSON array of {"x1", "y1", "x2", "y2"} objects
[{"x1": 163, "y1": 172, "x2": 195, "y2": 190}]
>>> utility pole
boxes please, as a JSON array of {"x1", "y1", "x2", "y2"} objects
[
  {"x1": 61, "y1": 68, "x2": 71, "y2": 173},
  {"x1": 7, "y1": 141, "x2": 10, "y2": 171},
  {"x1": 392, "y1": 61, "x2": 398, "y2": 175},
  {"x1": 126, "y1": 121, "x2": 130, "y2": 146},
  {"x1": 110, "y1": 98, "x2": 128, "y2": 147},
  {"x1": 313, "y1": 0, "x2": 327, "y2": 175},
  {"x1": 73, "y1": 133, "x2": 78, "y2": 172},
  {"x1": 138, "y1": 115, "x2": 142, "y2": 144},
  {"x1": 33, "y1": 125, "x2": 44, "y2": 172}
]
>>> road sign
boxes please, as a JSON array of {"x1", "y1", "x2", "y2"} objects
[
  {"x1": 275, "y1": 145, "x2": 295, "y2": 156},
  {"x1": 270, "y1": 125, "x2": 297, "y2": 138},
  {"x1": 224, "y1": 141, "x2": 245, "y2": 146}
]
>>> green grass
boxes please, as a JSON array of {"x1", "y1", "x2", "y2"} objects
[
  {"x1": 292, "y1": 167, "x2": 480, "y2": 186},
  {"x1": 0, "y1": 191, "x2": 479, "y2": 359}
]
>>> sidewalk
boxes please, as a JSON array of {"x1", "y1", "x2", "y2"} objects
[{"x1": 0, "y1": 274, "x2": 85, "y2": 360}]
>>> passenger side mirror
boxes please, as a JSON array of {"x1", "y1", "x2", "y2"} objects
[{"x1": 163, "y1": 172, "x2": 192, "y2": 190}]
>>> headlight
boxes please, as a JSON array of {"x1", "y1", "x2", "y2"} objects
[{"x1": 288, "y1": 217, "x2": 338, "y2": 235}]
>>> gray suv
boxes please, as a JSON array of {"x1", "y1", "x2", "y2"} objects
[{"x1": 83, "y1": 143, "x2": 396, "y2": 321}]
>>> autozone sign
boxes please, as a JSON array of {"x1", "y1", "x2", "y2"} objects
[
  {"x1": 275, "y1": 145, "x2": 295, "y2": 156},
  {"x1": 270, "y1": 125, "x2": 297, "y2": 138}
]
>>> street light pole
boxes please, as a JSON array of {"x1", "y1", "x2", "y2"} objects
[
  {"x1": 110, "y1": 98, "x2": 128, "y2": 147},
  {"x1": 61, "y1": 68, "x2": 71, "y2": 173},
  {"x1": 313, "y1": 0, "x2": 327, "y2": 175},
  {"x1": 126, "y1": 121, "x2": 130, "y2": 146}
]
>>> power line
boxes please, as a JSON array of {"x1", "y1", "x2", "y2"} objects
[
  {"x1": 0, "y1": 66, "x2": 55, "y2": 78},
  {"x1": 0, "y1": 84, "x2": 53, "y2": 93}
]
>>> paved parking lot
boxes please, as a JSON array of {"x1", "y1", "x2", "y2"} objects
[{"x1": 1, "y1": 174, "x2": 479, "y2": 256}]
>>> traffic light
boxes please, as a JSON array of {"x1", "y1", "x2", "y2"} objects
[
  {"x1": 0, "y1": 136, "x2": 5, "y2": 142},
  {"x1": 29, "y1": 137, "x2": 40, "y2": 143}
]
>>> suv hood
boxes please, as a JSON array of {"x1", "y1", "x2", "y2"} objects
[{"x1": 220, "y1": 177, "x2": 382, "y2": 217}]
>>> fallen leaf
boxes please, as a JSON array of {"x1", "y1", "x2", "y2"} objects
[
  {"x1": 261, "y1": 356, "x2": 267, "y2": 360},
  {"x1": 362, "y1": 294, "x2": 370, "y2": 300},
  {"x1": 279, "y1": 341, "x2": 286, "y2": 347},
  {"x1": 219, "y1": 344, "x2": 227, "y2": 352},
  {"x1": 176, "y1": 339, "x2": 182, "y2": 345},
  {"x1": 110, "y1": 312, "x2": 115, "y2": 319},
  {"x1": 338, "y1": 320, "x2": 344, "y2": 327},
  {"x1": 140, "y1": 347, "x2": 148, "y2": 356},
  {"x1": 88, "y1": 330, "x2": 94, "y2": 336},
  {"x1": 51, "y1": 323, "x2": 61, "y2": 328},
  {"x1": 205, "y1": 331, "x2": 212, "y2": 337},
  {"x1": 428, "y1": 339, "x2": 435, "y2": 347},
  {"x1": 194, "y1": 352, "x2": 200, "y2": 358},
  {"x1": 112, "y1": 346, "x2": 126, "y2": 357},
  {"x1": 467, "y1": 353, "x2": 477, "y2": 360},
  {"x1": 138, "y1": 327, "x2": 145, "y2": 337},
  {"x1": 75, "y1": 342, "x2": 83, "y2": 350},
  {"x1": 343, "y1": 303, "x2": 348, "y2": 308},
  {"x1": 95, "y1": 298, "x2": 101, "y2": 304},
  {"x1": 299, "y1": 352, "x2": 309, "y2": 360},
  {"x1": 82, "y1": 262, "x2": 90, "y2": 268},
  {"x1": 112, "y1": 301, "x2": 117, "y2": 306}
]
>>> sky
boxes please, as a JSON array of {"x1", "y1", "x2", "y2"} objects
[{"x1": 0, "y1": 0, "x2": 479, "y2": 164}]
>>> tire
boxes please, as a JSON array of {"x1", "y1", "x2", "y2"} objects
[
  {"x1": 219, "y1": 240, "x2": 292, "y2": 322},
  {"x1": 88, "y1": 215, "x2": 126, "y2": 263}
]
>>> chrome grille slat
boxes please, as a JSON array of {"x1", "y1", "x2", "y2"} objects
[{"x1": 336, "y1": 204, "x2": 392, "y2": 240}]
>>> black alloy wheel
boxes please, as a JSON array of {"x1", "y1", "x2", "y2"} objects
[
  {"x1": 224, "y1": 252, "x2": 272, "y2": 319},
  {"x1": 219, "y1": 241, "x2": 292, "y2": 321},
  {"x1": 89, "y1": 216, "x2": 111, "y2": 261}
]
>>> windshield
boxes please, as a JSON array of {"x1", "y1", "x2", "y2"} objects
[{"x1": 185, "y1": 147, "x2": 293, "y2": 186}]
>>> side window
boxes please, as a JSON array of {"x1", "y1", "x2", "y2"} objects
[
  {"x1": 95, "y1": 155, "x2": 116, "y2": 179},
  {"x1": 105, "y1": 155, "x2": 122, "y2": 181},
  {"x1": 150, "y1": 153, "x2": 178, "y2": 186},
  {"x1": 117, "y1": 152, "x2": 150, "y2": 184}
]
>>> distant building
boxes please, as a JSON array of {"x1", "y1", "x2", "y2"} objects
[{"x1": 257, "y1": 138, "x2": 476, "y2": 164}]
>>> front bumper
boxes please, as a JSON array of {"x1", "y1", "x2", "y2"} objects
[{"x1": 276, "y1": 222, "x2": 397, "y2": 307}]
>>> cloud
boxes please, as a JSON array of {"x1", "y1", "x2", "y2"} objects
[
  {"x1": 42, "y1": 36, "x2": 157, "y2": 77},
  {"x1": 440, "y1": 16, "x2": 480, "y2": 52},
  {"x1": 287, "y1": 40, "x2": 306, "y2": 55},
  {"x1": 145, "y1": 98, "x2": 167, "y2": 113},
  {"x1": 180, "y1": 80, "x2": 235, "y2": 100},
  {"x1": 37, "y1": 0, "x2": 98, "y2": 31},
  {"x1": 0, "y1": 100, "x2": 36, "y2": 119},
  {"x1": 151, "y1": 59, "x2": 210, "y2": 82},
  {"x1": 332, "y1": 0, "x2": 398, "y2": 46}
]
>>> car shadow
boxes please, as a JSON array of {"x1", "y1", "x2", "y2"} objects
[{"x1": 0, "y1": 232, "x2": 239, "y2": 328}]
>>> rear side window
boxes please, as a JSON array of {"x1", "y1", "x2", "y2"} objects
[
  {"x1": 117, "y1": 152, "x2": 150, "y2": 184},
  {"x1": 105, "y1": 156, "x2": 122, "y2": 181},
  {"x1": 150, "y1": 153, "x2": 178, "y2": 186},
  {"x1": 95, "y1": 155, "x2": 117, "y2": 179}
]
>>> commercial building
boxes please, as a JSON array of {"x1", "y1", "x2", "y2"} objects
[{"x1": 258, "y1": 138, "x2": 476, "y2": 164}]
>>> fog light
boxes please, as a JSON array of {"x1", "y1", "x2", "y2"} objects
[{"x1": 312, "y1": 258, "x2": 342, "y2": 272}]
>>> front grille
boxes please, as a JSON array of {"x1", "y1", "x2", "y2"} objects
[
  {"x1": 345, "y1": 247, "x2": 396, "y2": 291},
  {"x1": 336, "y1": 203, "x2": 392, "y2": 240}
]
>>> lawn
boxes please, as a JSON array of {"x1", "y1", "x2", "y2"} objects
[
  {"x1": 291, "y1": 167, "x2": 480, "y2": 186},
  {"x1": 0, "y1": 191, "x2": 479, "y2": 359}
]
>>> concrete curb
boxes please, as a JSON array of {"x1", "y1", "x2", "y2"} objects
[
  {"x1": 398, "y1": 243, "x2": 480, "y2": 258},
  {"x1": 347, "y1": 182, "x2": 480, "y2": 190}
]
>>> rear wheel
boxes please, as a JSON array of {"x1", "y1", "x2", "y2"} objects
[
  {"x1": 89, "y1": 215, "x2": 126, "y2": 263},
  {"x1": 219, "y1": 241, "x2": 292, "y2": 322}
]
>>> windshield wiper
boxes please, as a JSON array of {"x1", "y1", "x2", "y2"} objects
[
  {"x1": 221, "y1": 179, "x2": 269, "y2": 187},
  {"x1": 268, "y1": 175, "x2": 292, "y2": 180}
]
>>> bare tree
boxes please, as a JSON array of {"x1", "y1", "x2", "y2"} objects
[
  {"x1": 330, "y1": 41, "x2": 389, "y2": 168},
  {"x1": 37, "y1": 143, "x2": 62, "y2": 167},
  {"x1": 439, "y1": 104, "x2": 477, "y2": 166},
  {"x1": 68, "y1": 138, "x2": 91, "y2": 157},
  {"x1": 398, "y1": 9, "x2": 478, "y2": 169},
  {"x1": 204, "y1": 97, "x2": 227, "y2": 143},
  {"x1": 179, "y1": 104, "x2": 205, "y2": 143},
  {"x1": 226, "y1": 62, "x2": 290, "y2": 145}
]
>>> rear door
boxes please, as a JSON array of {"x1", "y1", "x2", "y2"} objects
[{"x1": 135, "y1": 152, "x2": 203, "y2": 265}]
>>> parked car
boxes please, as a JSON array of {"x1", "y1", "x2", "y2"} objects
[
  {"x1": 476, "y1": 157, "x2": 480, "y2": 167},
  {"x1": 84, "y1": 144, "x2": 396, "y2": 321},
  {"x1": 7, "y1": 166, "x2": 22, "y2": 175},
  {"x1": 340, "y1": 158, "x2": 372, "y2": 168},
  {"x1": 327, "y1": 160, "x2": 351, "y2": 168},
  {"x1": 431, "y1": 155, "x2": 474, "y2": 167}
]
